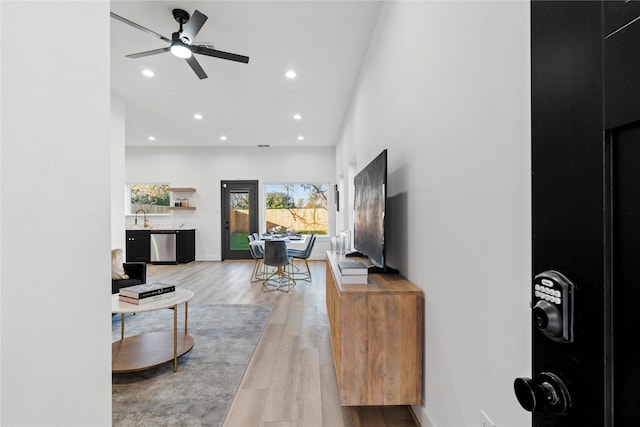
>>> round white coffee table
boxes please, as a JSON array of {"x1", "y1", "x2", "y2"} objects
[{"x1": 112, "y1": 287, "x2": 194, "y2": 373}]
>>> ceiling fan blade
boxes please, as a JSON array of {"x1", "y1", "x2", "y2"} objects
[
  {"x1": 192, "y1": 45, "x2": 250, "y2": 64},
  {"x1": 126, "y1": 47, "x2": 170, "y2": 59},
  {"x1": 110, "y1": 12, "x2": 171, "y2": 43},
  {"x1": 185, "y1": 56, "x2": 208, "y2": 79},
  {"x1": 181, "y1": 10, "x2": 208, "y2": 43}
]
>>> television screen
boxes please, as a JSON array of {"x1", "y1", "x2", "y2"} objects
[{"x1": 353, "y1": 150, "x2": 387, "y2": 269}]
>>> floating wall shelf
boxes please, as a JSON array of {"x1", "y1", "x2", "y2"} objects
[{"x1": 169, "y1": 188, "x2": 196, "y2": 209}]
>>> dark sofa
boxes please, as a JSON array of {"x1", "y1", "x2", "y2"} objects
[{"x1": 112, "y1": 262, "x2": 147, "y2": 294}]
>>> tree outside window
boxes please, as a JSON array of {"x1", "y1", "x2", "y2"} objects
[
  {"x1": 129, "y1": 184, "x2": 170, "y2": 214},
  {"x1": 231, "y1": 192, "x2": 249, "y2": 209},
  {"x1": 264, "y1": 183, "x2": 329, "y2": 234}
]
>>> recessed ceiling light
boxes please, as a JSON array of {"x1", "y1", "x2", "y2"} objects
[
  {"x1": 193, "y1": 113, "x2": 203, "y2": 120},
  {"x1": 220, "y1": 136, "x2": 228, "y2": 141},
  {"x1": 142, "y1": 69, "x2": 154, "y2": 77},
  {"x1": 285, "y1": 70, "x2": 297, "y2": 79},
  {"x1": 293, "y1": 114, "x2": 302, "y2": 120},
  {"x1": 297, "y1": 136, "x2": 304, "y2": 141},
  {"x1": 148, "y1": 136, "x2": 156, "y2": 141}
]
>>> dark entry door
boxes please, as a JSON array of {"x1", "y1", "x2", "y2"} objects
[
  {"x1": 514, "y1": 1, "x2": 640, "y2": 425},
  {"x1": 604, "y1": 2, "x2": 640, "y2": 423},
  {"x1": 221, "y1": 180, "x2": 258, "y2": 260}
]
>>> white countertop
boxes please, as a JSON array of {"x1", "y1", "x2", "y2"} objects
[{"x1": 126, "y1": 225, "x2": 196, "y2": 231}]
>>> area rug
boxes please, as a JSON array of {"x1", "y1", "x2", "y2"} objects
[{"x1": 112, "y1": 304, "x2": 273, "y2": 427}]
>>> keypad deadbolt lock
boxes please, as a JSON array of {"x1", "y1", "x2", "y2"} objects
[
  {"x1": 532, "y1": 270, "x2": 574, "y2": 343},
  {"x1": 513, "y1": 270, "x2": 576, "y2": 415}
]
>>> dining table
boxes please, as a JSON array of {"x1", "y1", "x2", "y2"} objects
[
  {"x1": 250, "y1": 235, "x2": 308, "y2": 289},
  {"x1": 248, "y1": 234, "x2": 308, "y2": 251}
]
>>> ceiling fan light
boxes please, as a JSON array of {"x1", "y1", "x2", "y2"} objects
[{"x1": 170, "y1": 42, "x2": 192, "y2": 59}]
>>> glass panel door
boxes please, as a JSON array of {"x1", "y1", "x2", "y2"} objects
[{"x1": 221, "y1": 181, "x2": 258, "y2": 260}]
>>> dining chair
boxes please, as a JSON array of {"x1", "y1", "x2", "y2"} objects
[
  {"x1": 262, "y1": 239, "x2": 295, "y2": 292},
  {"x1": 288, "y1": 234, "x2": 316, "y2": 282},
  {"x1": 247, "y1": 235, "x2": 267, "y2": 283}
]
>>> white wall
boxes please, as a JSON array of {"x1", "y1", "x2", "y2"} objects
[
  {"x1": 125, "y1": 146, "x2": 335, "y2": 260},
  {"x1": 336, "y1": 2, "x2": 531, "y2": 426},
  {"x1": 1, "y1": 1, "x2": 112, "y2": 426},
  {"x1": 111, "y1": 95, "x2": 126, "y2": 250}
]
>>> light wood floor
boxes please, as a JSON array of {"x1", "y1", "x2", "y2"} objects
[{"x1": 146, "y1": 260, "x2": 419, "y2": 427}]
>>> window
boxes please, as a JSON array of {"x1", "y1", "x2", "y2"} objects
[
  {"x1": 127, "y1": 184, "x2": 170, "y2": 214},
  {"x1": 264, "y1": 183, "x2": 329, "y2": 234}
]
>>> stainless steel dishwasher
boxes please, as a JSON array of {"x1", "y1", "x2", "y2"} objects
[{"x1": 150, "y1": 231, "x2": 177, "y2": 264}]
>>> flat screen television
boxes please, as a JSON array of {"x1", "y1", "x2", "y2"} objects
[{"x1": 352, "y1": 149, "x2": 390, "y2": 272}]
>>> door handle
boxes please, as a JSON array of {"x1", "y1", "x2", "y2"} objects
[
  {"x1": 533, "y1": 300, "x2": 562, "y2": 337},
  {"x1": 514, "y1": 372, "x2": 571, "y2": 415}
]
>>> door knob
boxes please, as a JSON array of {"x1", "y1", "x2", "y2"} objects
[
  {"x1": 514, "y1": 372, "x2": 571, "y2": 415},
  {"x1": 533, "y1": 300, "x2": 562, "y2": 337}
]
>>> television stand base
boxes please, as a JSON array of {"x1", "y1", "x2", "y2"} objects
[
  {"x1": 344, "y1": 251, "x2": 364, "y2": 257},
  {"x1": 344, "y1": 252, "x2": 399, "y2": 274},
  {"x1": 368, "y1": 265, "x2": 399, "y2": 275}
]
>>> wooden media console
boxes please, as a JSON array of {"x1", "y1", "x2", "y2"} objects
[{"x1": 325, "y1": 251, "x2": 424, "y2": 406}]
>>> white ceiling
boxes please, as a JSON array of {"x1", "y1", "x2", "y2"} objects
[{"x1": 110, "y1": 1, "x2": 381, "y2": 148}]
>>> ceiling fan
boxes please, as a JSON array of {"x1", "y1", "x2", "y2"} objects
[{"x1": 110, "y1": 8, "x2": 249, "y2": 79}]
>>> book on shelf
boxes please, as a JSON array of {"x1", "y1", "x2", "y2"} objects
[
  {"x1": 119, "y1": 282, "x2": 175, "y2": 299},
  {"x1": 339, "y1": 274, "x2": 368, "y2": 284},
  {"x1": 337, "y1": 261, "x2": 368, "y2": 275},
  {"x1": 119, "y1": 291, "x2": 176, "y2": 305}
]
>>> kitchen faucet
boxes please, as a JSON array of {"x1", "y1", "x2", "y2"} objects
[{"x1": 135, "y1": 209, "x2": 149, "y2": 228}]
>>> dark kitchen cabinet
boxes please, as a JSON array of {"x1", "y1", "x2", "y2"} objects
[
  {"x1": 126, "y1": 230, "x2": 150, "y2": 262},
  {"x1": 176, "y1": 229, "x2": 195, "y2": 263},
  {"x1": 125, "y1": 229, "x2": 195, "y2": 263}
]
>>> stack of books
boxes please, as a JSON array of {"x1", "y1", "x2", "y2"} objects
[
  {"x1": 337, "y1": 261, "x2": 368, "y2": 284},
  {"x1": 119, "y1": 282, "x2": 176, "y2": 305}
]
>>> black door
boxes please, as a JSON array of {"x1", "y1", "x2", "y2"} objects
[
  {"x1": 514, "y1": 1, "x2": 640, "y2": 425},
  {"x1": 604, "y1": 1, "x2": 640, "y2": 423},
  {"x1": 221, "y1": 180, "x2": 258, "y2": 260}
]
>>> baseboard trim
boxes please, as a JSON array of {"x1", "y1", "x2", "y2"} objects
[
  {"x1": 411, "y1": 404, "x2": 433, "y2": 427},
  {"x1": 409, "y1": 405, "x2": 422, "y2": 427}
]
